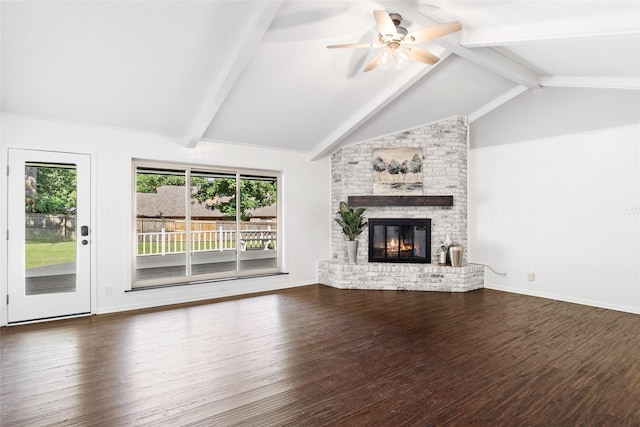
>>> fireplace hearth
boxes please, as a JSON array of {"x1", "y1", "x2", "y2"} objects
[{"x1": 368, "y1": 218, "x2": 431, "y2": 263}]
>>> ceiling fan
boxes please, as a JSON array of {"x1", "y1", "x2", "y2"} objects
[{"x1": 327, "y1": 10, "x2": 461, "y2": 72}]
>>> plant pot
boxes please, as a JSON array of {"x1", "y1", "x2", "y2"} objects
[{"x1": 346, "y1": 240, "x2": 359, "y2": 264}]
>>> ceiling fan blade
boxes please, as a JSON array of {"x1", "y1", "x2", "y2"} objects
[
  {"x1": 327, "y1": 42, "x2": 381, "y2": 49},
  {"x1": 409, "y1": 47, "x2": 440, "y2": 65},
  {"x1": 406, "y1": 21, "x2": 462, "y2": 44},
  {"x1": 373, "y1": 10, "x2": 397, "y2": 38},
  {"x1": 363, "y1": 57, "x2": 378, "y2": 72}
]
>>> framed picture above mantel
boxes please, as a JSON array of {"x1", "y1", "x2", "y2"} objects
[
  {"x1": 347, "y1": 195, "x2": 453, "y2": 207},
  {"x1": 372, "y1": 147, "x2": 423, "y2": 195}
]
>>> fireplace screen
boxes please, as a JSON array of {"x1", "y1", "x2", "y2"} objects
[{"x1": 368, "y1": 218, "x2": 431, "y2": 263}]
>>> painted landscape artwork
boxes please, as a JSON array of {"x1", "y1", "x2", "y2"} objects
[{"x1": 372, "y1": 147, "x2": 423, "y2": 195}]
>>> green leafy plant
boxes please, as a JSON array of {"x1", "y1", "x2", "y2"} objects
[
  {"x1": 25, "y1": 167, "x2": 77, "y2": 214},
  {"x1": 335, "y1": 201, "x2": 366, "y2": 241}
]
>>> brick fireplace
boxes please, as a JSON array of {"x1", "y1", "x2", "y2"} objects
[{"x1": 318, "y1": 117, "x2": 483, "y2": 292}]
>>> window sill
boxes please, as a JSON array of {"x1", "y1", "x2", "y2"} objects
[{"x1": 126, "y1": 271, "x2": 289, "y2": 292}]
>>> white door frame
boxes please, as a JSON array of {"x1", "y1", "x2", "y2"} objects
[{"x1": 4, "y1": 148, "x2": 96, "y2": 324}]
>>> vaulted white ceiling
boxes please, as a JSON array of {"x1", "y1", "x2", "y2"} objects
[{"x1": 2, "y1": 1, "x2": 639, "y2": 159}]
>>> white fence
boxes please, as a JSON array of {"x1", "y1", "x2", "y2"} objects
[{"x1": 137, "y1": 226, "x2": 276, "y2": 256}]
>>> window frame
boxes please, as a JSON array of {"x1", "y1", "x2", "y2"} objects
[{"x1": 131, "y1": 159, "x2": 282, "y2": 289}]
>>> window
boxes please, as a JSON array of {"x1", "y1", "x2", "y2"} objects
[{"x1": 133, "y1": 161, "x2": 280, "y2": 288}]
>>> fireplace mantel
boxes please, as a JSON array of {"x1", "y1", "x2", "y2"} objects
[{"x1": 347, "y1": 195, "x2": 453, "y2": 207}]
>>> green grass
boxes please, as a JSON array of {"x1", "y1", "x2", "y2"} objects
[
  {"x1": 137, "y1": 240, "x2": 236, "y2": 255},
  {"x1": 26, "y1": 239, "x2": 264, "y2": 269},
  {"x1": 25, "y1": 240, "x2": 76, "y2": 269}
]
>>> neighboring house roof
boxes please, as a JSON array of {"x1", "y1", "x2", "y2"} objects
[{"x1": 136, "y1": 186, "x2": 276, "y2": 219}]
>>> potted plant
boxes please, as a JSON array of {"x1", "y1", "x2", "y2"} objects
[{"x1": 335, "y1": 201, "x2": 366, "y2": 264}]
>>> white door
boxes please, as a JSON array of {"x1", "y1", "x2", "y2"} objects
[{"x1": 7, "y1": 149, "x2": 92, "y2": 323}]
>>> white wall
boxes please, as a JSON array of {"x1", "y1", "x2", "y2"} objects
[
  {"x1": 470, "y1": 87, "x2": 640, "y2": 148},
  {"x1": 469, "y1": 112, "x2": 640, "y2": 312},
  {"x1": 0, "y1": 114, "x2": 331, "y2": 325}
]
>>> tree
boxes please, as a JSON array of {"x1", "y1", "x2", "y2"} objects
[
  {"x1": 387, "y1": 159, "x2": 401, "y2": 181},
  {"x1": 372, "y1": 156, "x2": 386, "y2": 182},
  {"x1": 136, "y1": 174, "x2": 189, "y2": 193},
  {"x1": 399, "y1": 160, "x2": 410, "y2": 181},
  {"x1": 136, "y1": 172, "x2": 277, "y2": 221},
  {"x1": 25, "y1": 167, "x2": 77, "y2": 214},
  {"x1": 191, "y1": 178, "x2": 276, "y2": 221},
  {"x1": 409, "y1": 153, "x2": 422, "y2": 177}
]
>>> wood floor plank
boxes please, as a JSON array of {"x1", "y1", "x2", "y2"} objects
[{"x1": 2, "y1": 285, "x2": 639, "y2": 426}]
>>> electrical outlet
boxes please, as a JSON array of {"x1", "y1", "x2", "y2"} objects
[
  {"x1": 527, "y1": 272, "x2": 535, "y2": 281},
  {"x1": 105, "y1": 286, "x2": 112, "y2": 296}
]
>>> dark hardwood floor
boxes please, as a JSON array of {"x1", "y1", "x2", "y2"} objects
[{"x1": 1, "y1": 285, "x2": 639, "y2": 426}]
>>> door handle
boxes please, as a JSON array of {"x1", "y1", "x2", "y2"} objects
[{"x1": 81, "y1": 225, "x2": 89, "y2": 236}]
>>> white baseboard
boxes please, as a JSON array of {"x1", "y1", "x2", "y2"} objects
[
  {"x1": 484, "y1": 283, "x2": 640, "y2": 315},
  {"x1": 95, "y1": 281, "x2": 316, "y2": 316}
]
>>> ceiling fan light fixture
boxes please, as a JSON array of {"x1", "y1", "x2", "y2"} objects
[
  {"x1": 377, "y1": 45, "x2": 393, "y2": 69},
  {"x1": 327, "y1": 10, "x2": 462, "y2": 72},
  {"x1": 377, "y1": 43, "x2": 410, "y2": 70},
  {"x1": 393, "y1": 46, "x2": 411, "y2": 69}
]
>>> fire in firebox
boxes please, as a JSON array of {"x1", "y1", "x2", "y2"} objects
[{"x1": 369, "y1": 218, "x2": 431, "y2": 263}]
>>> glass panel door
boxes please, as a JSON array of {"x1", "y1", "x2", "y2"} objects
[
  {"x1": 135, "y1": 168, "x2": 187, "y2": 283},
  {"x1": 238, "y1": 175, "x2": 277, "y2": 272},
  {"x1": 132, "y1": 162, "x2": 281, "y2": 288},
  {"x1": 7, "y1": 149, "x2": 91, "y2": 323},
  {"x1": 190, "y1": 171, "x2": 237, "y2": 276}
]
